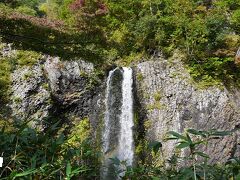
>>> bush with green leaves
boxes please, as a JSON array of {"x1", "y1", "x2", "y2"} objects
[
  {"x1": 16, "y1": 6, "x2": 37, "y2": 16},
  {"x1": 0, "y1": 120, "x2": 100, "y2": 179}
]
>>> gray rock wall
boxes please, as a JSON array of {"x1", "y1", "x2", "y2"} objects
[
  {"x1": 11, "y1": 62, "x2": 51, "y2": 125},
  {"x1": 10, "y1": 55, "x2": 104, "y2": 131},
  {"x1": 134, "y1": 53, "x2": 240, "y2": 164}
]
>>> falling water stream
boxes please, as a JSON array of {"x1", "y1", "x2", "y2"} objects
[
  {"x1": 118, "y1": 67, "x2": 134, "y2": 165},
  {"x1": 102, "y1": 67, "x2": 134, "y2": 179}
]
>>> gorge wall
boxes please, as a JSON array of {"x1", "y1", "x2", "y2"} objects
[
  {"x1": 4, "y1": 44, "x2": 104, "y2": 135},
  {"x1": 134, "y1": 52, "x2": 240, "y2": 164},
  {"x1": 2, "y1": 45, "x2": 240, "y2": 164}
]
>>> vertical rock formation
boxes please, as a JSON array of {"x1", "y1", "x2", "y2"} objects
[
  {"x1": 10, "y1": 55, "x2": 104, "y2": 131},
  {"x1": 134, "y1": 53, "x2": 240, "y2": 164},
  {"x1": 11, "y1": 63, "x2": 51, "y2": 126}
]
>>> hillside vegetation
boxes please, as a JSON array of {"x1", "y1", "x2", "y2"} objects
[{"x1": 1, "y1": 0, "x2": 240, "y2": 86}]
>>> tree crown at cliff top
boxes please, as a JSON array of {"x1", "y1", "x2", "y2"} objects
[
  {"x1": 1, "y1": 0, "x2": 240, "y2": 82},
  {"x1": 1, "y1": 0, "x2": 240, "y2": 86}
]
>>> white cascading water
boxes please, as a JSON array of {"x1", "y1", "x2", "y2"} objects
[
  {"x1": 102, "y1": 67, "x2": 134, "y2": 179},
  {"x1": 102, "y1": 68, "x2": 117, "y2": 154},
  {"x1": 118, "y1": 67, "x2": 134, "y2": 165}
]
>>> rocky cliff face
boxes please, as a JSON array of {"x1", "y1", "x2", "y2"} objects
[
  {"x1": 134, "y1": 52, "x2": 240, "y2": 164},
  {"x1": 10, "y1": 53, "x2": 104, "y2": 132}
]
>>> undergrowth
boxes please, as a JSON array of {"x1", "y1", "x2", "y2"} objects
[{"x1": 0, "y1": 119, "x2": 100, "y2": 179}]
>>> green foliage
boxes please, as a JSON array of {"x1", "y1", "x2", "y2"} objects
[
  {"x1": 153, "y1": 91, "x2": 161, "y2": 101},
  {"x1": 137, "y1": 72, "x2": 144, "y2": 81},
  {"x1": 1, "y1": 0, "x2": 240, "y2": 86},
  {"x1": 16, "y1": 5, "x2": 37, "y2": 16},
  {"x1": 231, "y1": 9, "x2": 240, "y2": 33},
  {"x1": 42, "y1": 83, "x2": 49, "y2": 90},
  {"x1": 2, "y1": 0, "x2": 42, "y2": 16},
  {"x1": 0, "y1": 58, "x2": 11, "y2": 102},
  {"x1": 188, "y1": 56, "x2": 240, "y2": 87},
  {"x1": 147, "y1": 102, "x2": 163, "y2": 111},
  {"x1": 0, "y1": 120, "x2": 100, "y2": 179},
  {"x1": 15, "y1": 0, "x2": 40, "y2": 9},
  {"x1": 15, "y1": 50, "x2": 41, "y2": 66},
  {"x1": 66, "y1": 117, "x2": 90, "y2": 146},
  {"x1": 0, "y1": 2, "x2": 107, "y2": 63},
  {"x1": 39, "y1": 0, "x2": 70, "y2": 20},
  {"x1": 148, "y1": 141, "x2": 162, "y2": 155}
]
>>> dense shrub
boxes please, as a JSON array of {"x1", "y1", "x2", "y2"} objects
[{"x1": 0, "y1": 120, "x2": 100, "y2": 179}]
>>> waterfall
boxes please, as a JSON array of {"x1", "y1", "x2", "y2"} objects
[
  {"x1": 102, "y1": 68, "x2": 117, "y2": 154},
  {"x1": 118, "y1": 67, "x2": 134, "y2": 165},
  {"x1": 102, "y1": 67, "x2": 134, "y2": 179}
]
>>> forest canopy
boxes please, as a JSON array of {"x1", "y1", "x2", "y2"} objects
[{"x1": 0, "y1": 0, "x2": 240, "y2": 84}]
